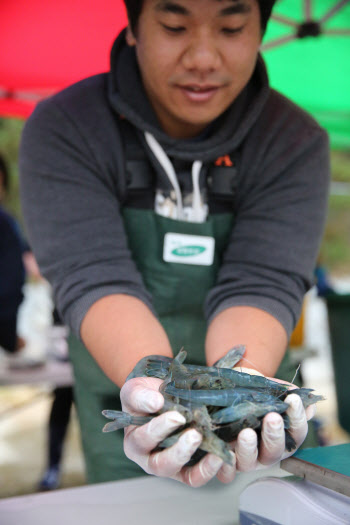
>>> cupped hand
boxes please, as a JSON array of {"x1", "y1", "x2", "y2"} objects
[
  {"x1": 232, "y1": 368, "x2": 315, "y2": 472},
  {"x1": 120, "y1": 377, "x2": 236, "y2": 487}
]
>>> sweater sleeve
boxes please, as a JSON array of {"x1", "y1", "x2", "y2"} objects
[
  {"x1": 19, "y1": 94, "x2": 154, "y2": 338},
  {"x1": 205, "y1": 96, "x2": 330, "y2": 338}
]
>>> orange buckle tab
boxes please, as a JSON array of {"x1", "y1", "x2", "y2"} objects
[{"x1": 215, "y1": 155, "x2": 233, "y2": 167}]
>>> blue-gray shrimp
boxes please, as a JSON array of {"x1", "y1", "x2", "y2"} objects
[
  {"x1": 141, "y1": 353, "x2": 289, "y2": 394},
  {"x1": 190, "y1": 374, "x2": 237, "y2": 390},
  {"x1": 199, "y1": 431, "x2": 233, "y2": 464},
  {"x1": 216, "y1": 415, "x2": 261, "y2": 442},
  {"x1": 283, "y1": 388, "x2": 325, "y2": 408},
  {"x1": 101, "y1": 410, "x2": 153, "y2": 432},
  {"x1": 211, "y1": 400, "x2": 289, "y2": 424},
  {"x1": 214, "y1": 345, "x2": 246, "y2": 369},
  {"x1": 160, "y1": 399, "x2": 193, "y2": 422},
  {"x1": 197, "y1": 367, "x2": 289, "y2": 394},
  {"x1": 126, "y1": 355, "x2": 172, "y2": 381},
  {"x1": 163, "y1": 382, "x2": 245, "y2": 407},
  {"x1": 104, "y1": 350, "x2": 324, "y2": 465},
  {"x1": 163, "y1": 382, "x2": 284, "y2": 407},
  {"x1": 157, "y1": 428, "x2": 233, "y2": 465},
  {"x1": 158, "y1": 406, "x2": 233, "y2": 465}
]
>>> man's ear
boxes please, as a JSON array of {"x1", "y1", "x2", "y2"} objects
[{"x1": 126, "y1": 25, "x2": 137, "y2": 46}]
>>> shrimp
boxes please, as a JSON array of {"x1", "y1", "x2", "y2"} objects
[
  {"x1": 102, "y1": 349, "x2": 324, "y2": 466},
  {"x1": 157, "y1": 406, "x2": 233, "y2": 465},
  {"x1": 214, "y1": 345, "x2": 246, "y2": 369},
  {"x1": 131, "y1": 351, "x2": 290, "y2": 395},
  {"x1": 101, "y1": 410, "x2": 153, "y2": 432},
  {"x1": 211, "y1": 399, "x2": 289, "y2": 424}
]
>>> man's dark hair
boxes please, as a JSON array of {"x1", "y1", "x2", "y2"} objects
[
  {"x1": 258, "y1": 0, "x2": 276, "y2": 31},
  {"x1": 123, "y1": 0, "x2": 276, "y2": 34},
  {"x1": 0, "y1": 154, "x2": 9, "y2": 192}
]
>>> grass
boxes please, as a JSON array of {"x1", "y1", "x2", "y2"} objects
[
  {"x1": 1, "y1": 117, "x2": 350, "y2": 275},
  {"x1": 331, "y1": 151, "x2": 350, "y2": 182},
  {"x1": 321, "y1": 194, "x2": 350, "y2": 275},
  {"x1": 0, "y1": 117, "x2": 25, "y2": 219}
]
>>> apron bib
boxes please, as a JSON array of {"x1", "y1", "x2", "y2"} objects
[{"x1": 121, "y1": 208, "x2": 234, "y2": 365}]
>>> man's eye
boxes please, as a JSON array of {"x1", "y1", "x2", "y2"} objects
[
  {"x1": 222, "y1": 26, "x2": 244, "y2": 35},
  {"x1": 162, "y1": 24, "x2": 185, "y2": 33}
]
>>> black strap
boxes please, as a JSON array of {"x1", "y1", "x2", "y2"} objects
[
  {"x1": 207, "y1": 165, "x2": 238, "y2": 199},
  {"x1": 126, "y1": 160, "x2": 154, "y2": 190},
  {"x1": 118, "y1": 116, "x2": 239, "y2": 212},
  {"x1": 118, "y1": 117, "x2": 155, "y2": 208}
]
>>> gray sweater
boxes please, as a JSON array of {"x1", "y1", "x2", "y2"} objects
[{"x1": 19, "y1": 30, "x2": 330, "y2": 339}]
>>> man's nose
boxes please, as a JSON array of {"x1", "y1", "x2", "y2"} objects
[{"x1": 182, "y1": 33, "x2": 221, "y2": 73}]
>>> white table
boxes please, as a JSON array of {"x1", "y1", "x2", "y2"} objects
[
  {"x1": 0, "y1": 466, "x2": 287, "y2": 525},
  {"x1": 0, "y1": 359, "x2": 73, "y2": 388},
  {"x1": 1, "y1": 454, "x2": 349, "y2": 524}
]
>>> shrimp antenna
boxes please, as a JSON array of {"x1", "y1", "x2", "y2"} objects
[
  {"x1": 241, "y1": 356, "x2": 262, "y2": 373},
  {"x1": 290, "y1": 363, "x2": 301, "y2": 385},
  {"x1": 277, "y1": 363, "x2": 302, "y2": 400}
]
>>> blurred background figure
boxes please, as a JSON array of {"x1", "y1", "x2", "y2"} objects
[
  {"x1": 38, "y1": 308, "x2": 74, "y2": 492},
  {"x1": 0, "y1": 205, "x2": 25, "y2": 355},
  {"x1": 38, "y1": 384, "x2": 74, "y2": 491},
  {"x1": 1, "y1": 152, "x2": 74, "y2": 491},
  {"x1": 0, "y1": 154, "x2": 26, "y2": 358},
  {"x1": 0, "y1": 153, "x2": 46, "y2": 367},
  {"x1": 315, "y1": 262, "x2": 335, "y2": 298}
]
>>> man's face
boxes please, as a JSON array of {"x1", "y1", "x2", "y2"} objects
[{"x1": 127, "y1": 0, "x2": 262, "y2": 139}]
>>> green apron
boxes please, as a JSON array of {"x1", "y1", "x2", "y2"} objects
[{"x1": 69, "y1": 206, "x2": 303, "y2": 484}]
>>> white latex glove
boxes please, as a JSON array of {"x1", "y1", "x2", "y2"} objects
[
  {"x1": 120, "y1": 377, "x2": 236, "y2": 487},
  {"x1": 232, "y1": 367, "x2": 316, "y2": 472}
]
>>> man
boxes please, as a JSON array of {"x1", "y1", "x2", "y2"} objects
[{"x1": 20, "y1": 0, "x2": 329, "y2": 486}]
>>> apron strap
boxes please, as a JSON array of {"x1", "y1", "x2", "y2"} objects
[{"x1": 117, "y1": 116, "x2": 240, "y2": 213}]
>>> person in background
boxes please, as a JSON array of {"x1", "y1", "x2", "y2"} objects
[
  {"x1": 38, "y1": 308, "x2": 74, "y2": 492},
  {"x1": 314, "y1": 263, "x2": 335, "y2": 298},
  {"x1": 20, "y1": 0, "x2": 330, "y2": 486},
  {"x1": 0, "y1": 153, "x2": 44, "y2": 369},
  {"x1": 0, "y1": 154, "x2": 26, "y2": 356},
  {"x1": 0, "y1": 153, "x2": 73, "y2": 490},
  {"x1": 0, "y1": 210, "x2": 25, "y2": 354}
]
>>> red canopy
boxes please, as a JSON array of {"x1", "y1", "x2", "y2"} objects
[{"x1": 0, "y1": 0, "x2": 128, "y2": 118}]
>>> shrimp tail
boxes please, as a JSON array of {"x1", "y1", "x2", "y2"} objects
[
  {"x1": 214, "y1": 345, "x2": 246, "y2": 369},
  {"x1": 283, "y1": 388, "x2": 325, "y2": 408},
  {"x1": 126, "y1": 355, "x2": 172, "y2": 381},
  {"x1": 101, "y1": 410, "x2": 152, "y2": 432},
  {"x1": 103, "y1": 420, "x2": 126, "y2": 433},
  {"x1": 101, "y1": 410, "x2": 133, "y2": 431}
]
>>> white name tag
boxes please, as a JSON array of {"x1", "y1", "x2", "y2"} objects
[{"x1": 163, "y1": 233, "x2": 215, "y2": 266}]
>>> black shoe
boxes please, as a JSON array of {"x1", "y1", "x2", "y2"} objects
[{"x1": 38, "y1": 466, "x2": 60, "y2": 491}]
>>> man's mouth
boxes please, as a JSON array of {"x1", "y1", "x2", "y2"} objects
[{"x1": 178, "y1": 84, "x2": 220, "y2": 102}]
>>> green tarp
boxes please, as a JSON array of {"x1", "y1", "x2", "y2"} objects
[{"x1": 262, "y1": 0, "x2": 350, "y2": 149}]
